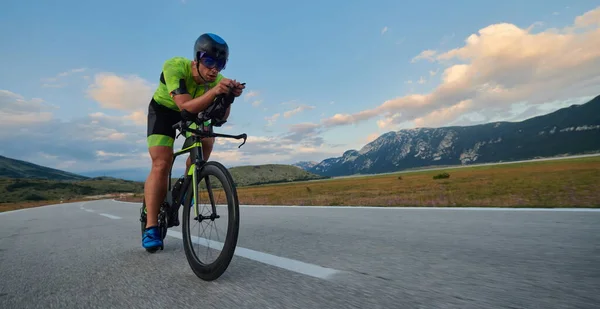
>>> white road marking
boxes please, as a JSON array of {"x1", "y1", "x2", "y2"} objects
[
  {"x1": 109, "y1": 199, "x2": 600, "y2": 212},
  {"x1": 99, "y1": 213, "x2": 121, "y2": 219},
  {"x1": 167, "y1": 230, "x2": 342, "y2": 280},
  {"x1": 234, "y1": 205, "x2": 600, "y2": 212}
]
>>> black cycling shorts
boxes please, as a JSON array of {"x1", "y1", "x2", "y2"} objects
[{"x1": 146, "y1": 98, "x2": 182, "y2": 148}]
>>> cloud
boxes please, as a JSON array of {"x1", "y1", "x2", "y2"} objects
[
  {"x1": 87, "y1": 73, "x2": 155, "y2": 111},
  {"x1": 365, "y1": 133, "x2": 380, "y2": 143},
  {"x1": 0, "y1": 88, "x2": 149, "y2": 173},
  {"x1": 0, "y1": 90, "x2": 55, "y2": 127},
  {"x1": 40, "y1": 68, "x2": 87, "y2": 88},
  {"x1": 411, "y1": 49, "x2": 437, "y2": 63},
  {"x1": 317, "y1": 6, "x2": 600, "y2": 129},
  {"x1": 209, "y1": 132, "x2": 338, "y2": 167},
  {"x1": 283, "y1": 104, "x2": 315, "y2": 118},
  {"x1": 265, "y1": 113, "x2": 280, "y2": 126},
  {"x1": 244, "y1": 90, "x2": 260, "y2": 101}
]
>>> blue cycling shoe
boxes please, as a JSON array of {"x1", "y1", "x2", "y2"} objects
[{"x1": 142, "y1": 226, "x2": 163, "y2": 252}]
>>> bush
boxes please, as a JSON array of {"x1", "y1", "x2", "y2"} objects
[
  {"x1": 433, "y1": 172, "x2": 450, "y2": 180},
  {"x1": 24, "y1": 192, "x2": 46, "y2": 201}
]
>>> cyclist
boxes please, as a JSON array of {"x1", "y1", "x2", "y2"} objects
[{"x1": 142, "y1": 33, "x2": 245, "y2": 251}]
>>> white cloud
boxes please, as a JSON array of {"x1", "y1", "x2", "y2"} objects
[
  {"x1": 265, "y1": 113, "x2": 280, "y2": 126},
  {"x1": 411, "y1": 49, "x2": 437, "y2": 63},
  {"x1": 87, "y1": 73, "x2": 155, "y2": 111},
  {"x1": 42, "y1": 67, "x2": 87, "y2": 83},
  {"x1": 0, "y1": 90, "x2": 54, "y2": 128},
  {"x1": 316, "y1": 6, "x2": 600, "y2": 129},
  {"x1": 0, "y1": 90, "x2": 149, "y2": 174},
  {"x1": 244, "y1": 90, "x2": 260, "y2": 101},
  {"x1": 209, "y1": 133, "x2": 340, "y2": 167},
  {"x1": 283, "y1": 104, "x2": 315, "y2": 118}
]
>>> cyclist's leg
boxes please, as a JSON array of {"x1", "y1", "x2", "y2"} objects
[
  {"x1": 184, "y1": 120, "x2": 214, "y2": 170},
  {"x1": 183, "y1": 136, "x2": 213, "y2": 171},
  {"x1": 201, "y1": 136, "x2": 215, "y2": 160},
  {"x1": 144, "y1": 144, "x2": 173, "y2": 228},
  {"x1": 142, "y1": 99, "x2": 180, "y2": 249}
]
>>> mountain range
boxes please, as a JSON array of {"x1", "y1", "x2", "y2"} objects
[{"x1": 295, "y1": 95, "x2": 600, "y2": 177}]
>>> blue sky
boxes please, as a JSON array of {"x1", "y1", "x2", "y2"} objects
[{"x1": 1, "y1": 0, "x2": 599, "y2": 177}]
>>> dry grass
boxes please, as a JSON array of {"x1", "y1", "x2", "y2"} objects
[{"x1": 225, "y1": 156, "x2": 599, "y2": 207}]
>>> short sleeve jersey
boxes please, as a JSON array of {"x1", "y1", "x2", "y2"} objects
[{"x1": 152, "y1": 56, "x2": 224, "y2": 111}]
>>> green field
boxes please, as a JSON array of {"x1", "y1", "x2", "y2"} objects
[{"x1": 0, "y1": 177, "x2": 144, "y2": 204}]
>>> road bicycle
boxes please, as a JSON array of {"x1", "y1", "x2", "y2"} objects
[{"x1": 139, "y1": 90, "x2": 247, "y2": 281}]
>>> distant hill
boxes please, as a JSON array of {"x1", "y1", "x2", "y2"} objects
[
  {"x1": 0, "y1": 155, "x2": 87, "y2": 181},
  {"x1": 0, "y1": 177, "x2": 144, "y2": 203},
  {"x1": 298, "y1": 94, "x2": 600, "y2": 177},
  {"x1": 80, "y1": 163, "x2": 328, "y2": 185},
  {"x1": 228, "y1": 164, "x2": 328, "y2": 187},
  {"x1": 80, "y1": 167, "x2": 150, "y2": 182},
  {"x1": 0, "y1": 153, "x2": 327, "y2": 203}
]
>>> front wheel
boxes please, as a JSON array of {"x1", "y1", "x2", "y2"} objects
[{"x1": 182, "y1": 161, "x2": 240, "y2": 281}]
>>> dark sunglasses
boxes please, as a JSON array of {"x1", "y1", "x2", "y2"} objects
[{"x1": 198, "y1": 53, "x2": 227, "y2": 71}]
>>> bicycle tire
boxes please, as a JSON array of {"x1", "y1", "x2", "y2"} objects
[{"x1": 182, "y1": 161, "x2": 240, "y2": 281}]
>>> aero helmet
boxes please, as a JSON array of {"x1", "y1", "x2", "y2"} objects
[{"x1": 194, "y1": 33, "x2": 229, "y2": 62}]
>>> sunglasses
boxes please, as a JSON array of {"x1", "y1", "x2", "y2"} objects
[{"x1": 198, "y1": 52, "x2": 227, "y2": 71}]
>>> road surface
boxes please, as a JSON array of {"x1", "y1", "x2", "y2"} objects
[{"x1": 1, "y1": 200, "x2": 599, "y2": 309}]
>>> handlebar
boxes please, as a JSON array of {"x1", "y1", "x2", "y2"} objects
[{"x1": 171, "y1": 92, "x2": 248, "y2": 148}]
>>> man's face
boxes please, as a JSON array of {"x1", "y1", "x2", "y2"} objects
[
  {"x1": 198, "y1": 62, "x2": 219, "y2": 82},
  {"x1": 198, "y1": 55, "x2": 227, "y2": 82}
]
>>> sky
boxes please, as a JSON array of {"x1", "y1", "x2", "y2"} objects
[{"x1": 1, "y1": 0, "x2": 599, "y2": 177}]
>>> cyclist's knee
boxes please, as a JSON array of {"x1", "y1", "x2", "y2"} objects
[
  {"x1": 202, "y1": 137, "x2": 215, "y2": 147},
  {"x1": 149, "y1": 147, "x2": 172, "y2": 173},
  {"x1": 152, "y1": 159, "x2": 170, "y2": 173}
]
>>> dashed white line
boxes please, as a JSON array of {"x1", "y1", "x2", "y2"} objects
[
  {"x1": 167, "y1": 230, "x2": 342, "y2": 280},
  {"x1": 99, "y1": 213, "x2": 121, "y2": 219}
]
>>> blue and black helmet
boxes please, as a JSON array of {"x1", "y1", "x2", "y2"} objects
[{"x1": 194, "y1": 33, "x2": 229, "y2": 62}]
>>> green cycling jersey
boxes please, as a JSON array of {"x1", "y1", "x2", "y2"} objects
[{"x1": 153, "y1": 56, "x2": 224, "y2": 111}]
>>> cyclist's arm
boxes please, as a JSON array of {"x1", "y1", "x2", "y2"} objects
[
  {"x1": 172, "y1": 88, "x2": 217, "y2": 114},
  {"x1": 163, "y1": 59, "x2": 216, "y2": 113}
]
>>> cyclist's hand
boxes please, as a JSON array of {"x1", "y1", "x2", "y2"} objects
[
  {"x1": 231, "y1": 80, "x2": 245, "y2": 97},
  {"x1": 212, "y1": 78, "x2": 234, "y2": 96}
]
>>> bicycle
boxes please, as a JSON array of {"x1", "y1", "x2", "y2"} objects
[{"x1": 139, "y1": 89, "x2": 247, "y2": 281}]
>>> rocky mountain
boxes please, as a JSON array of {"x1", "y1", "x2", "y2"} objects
[
  {"x1": 292, "y1": 161, "x2": 319, "y2": 170},
  {"x1": 302, "y1": 95, "x2": 600, "y2": 177}
]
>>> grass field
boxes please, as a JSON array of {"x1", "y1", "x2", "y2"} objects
[{"x1": 116, "y1": 155, "x2": 600, "y2": 208}]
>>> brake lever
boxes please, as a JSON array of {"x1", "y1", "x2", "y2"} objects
[{"x1": 238, "y1": 133, "x2": 247, "y2": 148}]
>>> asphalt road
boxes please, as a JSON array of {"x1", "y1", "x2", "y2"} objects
[{"x1": 1, "y1": 200, "x2": 599, "y2": 309}]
